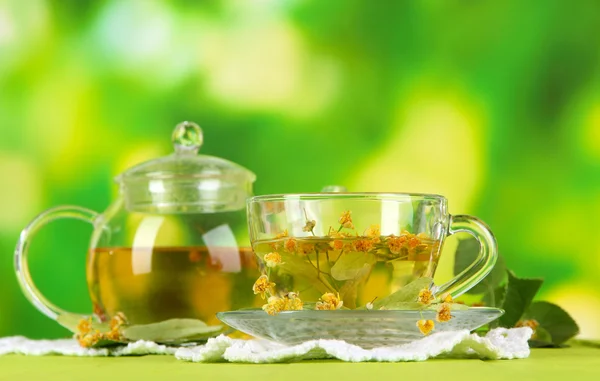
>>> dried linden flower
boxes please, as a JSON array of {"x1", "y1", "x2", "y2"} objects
[
  {"x1": 416, "y1": 319, "x2": 435, "y2": 335},
  {"x1": 302, "y1": 220, "x2": 316, "y2": 232},
  {"x1": 297, "y1": 243, "x2": 315, "y2": 255},
  {"x1": 284, "y1": 292, "x2": 304, "y2": 311},
  {"x1": 328, "y1": 229, "x2": 348, "y2": 250},
  {"x1": 316, "y1": 292, "x2": 344, "y2": 310},
  {"x1": 516, "y1": 319, "x2": 540, "y2": 337},
  {"x1": 76, "y1": 318, "x2": 92, "y2": 336},
  {"x1": 386, "y1": 235, "x2": 407, "y2": 254},
  {"x1": 275, "y1": 229, "x2": 289, "y2": 239},
  {"x1": 262, "y1": 296, "x2": 286, "y2": 316},
  {"x1": 353, "y1": 239, "x2": 374, "y2": 252},
  {"x1": 436, "y1": 303, "x2": 453, "y2": 322},
  {"x1": 253, "y1": 275, "x2": 275, "y2": 300},
  {"x1": 284, "y1": 238, "x2": 297, "y2": 253},
  {"x1": 338, "y1": 210, "x2": 354, "y2": 229},
  {"x1": 264, "y1": 252, "x2": 283, "y2": 268},
  {"x1": 331, "y1": 239, "x2": 344, "y2": 251},
  {"x1": 417, "y1": 288, "x2": 434, "y2": 305},
  {"x1": 365, "y1": 224, "x2": 381, "y2": 242}
]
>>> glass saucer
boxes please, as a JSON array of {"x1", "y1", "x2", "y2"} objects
[{"x1": 217, "y1": 308, "x2": 504, "y2": 348}]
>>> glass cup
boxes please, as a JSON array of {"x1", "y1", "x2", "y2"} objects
[{"x1": 246, "y1": 193, "x2": 497, "y2": 309}]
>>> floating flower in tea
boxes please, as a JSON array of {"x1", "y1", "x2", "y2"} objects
[{"x1": 264, "y1": 252, "x2": 284, "y2": 268}]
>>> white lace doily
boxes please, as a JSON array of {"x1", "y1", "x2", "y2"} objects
[
  {"x1": 0, "y1": 336, "x2": 176, "y2": 357},
  {"x1": 0, "y1": 327, "x2": 532, "y2": 363}
]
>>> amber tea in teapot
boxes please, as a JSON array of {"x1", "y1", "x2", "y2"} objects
[{"x1": 89, "y1": 245, "x2": 258, "y2": 326}]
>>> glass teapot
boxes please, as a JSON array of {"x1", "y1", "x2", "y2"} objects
[{"x1": 15, "y1": 122, "x2": 261, "y2": 335}]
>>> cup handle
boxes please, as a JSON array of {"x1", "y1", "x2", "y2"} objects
[
  {"x1": 14, "y1": 205, "x2": 98, "y2": 321},
  {"x1": 434, "y1": 214, "x2": 498, "y2": 299}
]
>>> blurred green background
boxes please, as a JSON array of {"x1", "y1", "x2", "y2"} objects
[{"x1": 1, "y1": 0, "x2": 599, "y2": 340}]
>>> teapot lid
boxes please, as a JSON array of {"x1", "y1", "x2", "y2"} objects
[{"x1": 116, "y1": 121, "x2": 256, "y2": 213}]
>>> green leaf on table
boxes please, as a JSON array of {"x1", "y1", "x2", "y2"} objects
[
  {"x1": 570, "y1": 339, "x2": 600, "y2": 348},
  {"x1": 523, "y1": 301, "x2": 579, "y2": 346},
  {"x1": 498, "y1": 271, "x2": 543, "y2": 328},
  {"x1": 122, "y1": 319, "x2": 223, "y2": 343},
  {"x1": 528, "y1": 326, "x2": 554, "y2": 348},
  {"x1": 454, "y1": 237, "x2": 507, "y2": 295},
  {"x1": 372, "y1": 277, "x2": 433, "y2": 310},
  {"x1": 331, "y1": 252, "x2": 376, "y2": 281},
  {"x1": 57, "y1": 312, "x2": 109, "y2": 334}
]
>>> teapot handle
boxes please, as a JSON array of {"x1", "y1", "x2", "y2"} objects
[{"x1": 14, "y1": 206, "x2": 98, "y2": 322}]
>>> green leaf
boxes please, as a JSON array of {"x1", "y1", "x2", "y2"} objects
[
  {"x1": 482, "y1": 285, "x2": 507, "y2": 308},
  {"x1": 90, "y1": 339, "x2": 126, "y2": 348},
  {"x1": 454, "y1": 237, "x2": 507, "y2": 294},
  {"x1": 498, "y1": 271, "x2": 543, "y2": 328},
  {"x1": 122, "y1": 319, "x2": 223, "y2": 343},
  {"x1": 528, "y1": 326, "x2": 553, "y2": 348},
  {"x1": 338, "y1": 263, "x2": 372, "y2": 309},
  {"x1": 57, "y1": 313, "x2": 109, "y2": 334},
  {"x1": 278, "y1": 252, "x2": 335, "y2": 294},
  {"x1": 331, "y1": 252, "x2": 376, "y2": 281},
  {"x1": 524, "y1": 301, "x2": 579, "y2": 346},
  {"x1": 372, "y1": 277, "x2": 433, "y2": 310},
  {"x1": 570, "y1": 339, "x2": 600, "y2": 348}
]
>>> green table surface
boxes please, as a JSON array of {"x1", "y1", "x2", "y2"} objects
[{"x1": 0, "y1": 347, "x2": 598, "y2": 381}]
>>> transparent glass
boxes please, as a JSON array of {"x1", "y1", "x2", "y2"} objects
[
  {"x1": 247, "y1": 193, "x2": 497, "y2": 308},
  {"x1": 14, "y1": 122, "x2": 261, "y2": 337}
]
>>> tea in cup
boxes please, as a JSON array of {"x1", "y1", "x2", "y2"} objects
[{"x1": 247, "y1": 193, "x2": 497, "y2": 311}]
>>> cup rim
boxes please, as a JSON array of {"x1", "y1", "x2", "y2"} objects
[{"x1": 248, "y1": 192, "x2": 446, "y2": 203}]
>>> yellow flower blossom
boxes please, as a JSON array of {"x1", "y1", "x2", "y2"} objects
[
  {"x1": 76, "y1": 318, "x2": 92, "y2": 336},
  {"x1": 436, "y1": 303, "x2": 452, "y2": 322},
  {"x1": 78, "y1": 330, "x2": 103, "y2": 348},
  {"x1": 417, "y1": 288, "x2": 434, "y2": 305},
  {"x1": 253, "y1": 275, "x2": 275, "y2": 299},
  {"x1": 302, "y1": 219, "x2": 316, "y2": 232},
  {"x1": 442, "y1": 293, "x2": 453, "y2": 303},
  {"x1": 328, "y1": 229, "x2": 348, "y2": 250},
  {"x1": 365, "y1": 224, "x2": 381, "y2": 242},
  {"x1": 275, "y1": 229, "x2": 289, "y2": 239},
  {"x1": 353, "y1": 239, "x2": 374, "y2": 252},
  {"x1": 416, "y1": 319, "x2": 435, "y2": 335},
  {"x1": 516, "y1": 319, "x2": 540, "y2": 338},
  {"x1": 338, "y1": 210, "x2": 354, "y2": 229},
  {"x1": 284, "y1": 292, "x2": 304, "y2": 311},
  {"x1": 408, "y1": 236, "x2": 421, "y2": 248},
  {"x1": 386, "y1": 235, "x2": 407, "y2": 254},
  {"x1": 109, "y1": 312, "x2": 127, "y2": 330},
  {"x1": 331, "y1": 239, "x2": 344, "y2": 250},
  {"x1": 262, "y1": 296, "x2": 286, "y2": 316},
  {"x1": 284, "y1": 237, "x2": 297, "y2": 253},
  {"x1": 264, "y1": 252, "x2": 283, "y2": 268},
  {"x1": 297, "y1": 243, "x2": 315, "y2": 255},
  {"x1": 316, "y1": 292, "x2": 344, "y2": 310}
]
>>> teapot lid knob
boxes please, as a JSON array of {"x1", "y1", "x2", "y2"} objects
[{"x1": 172, "y1": 121, "x2": 203, "y2": 155}]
